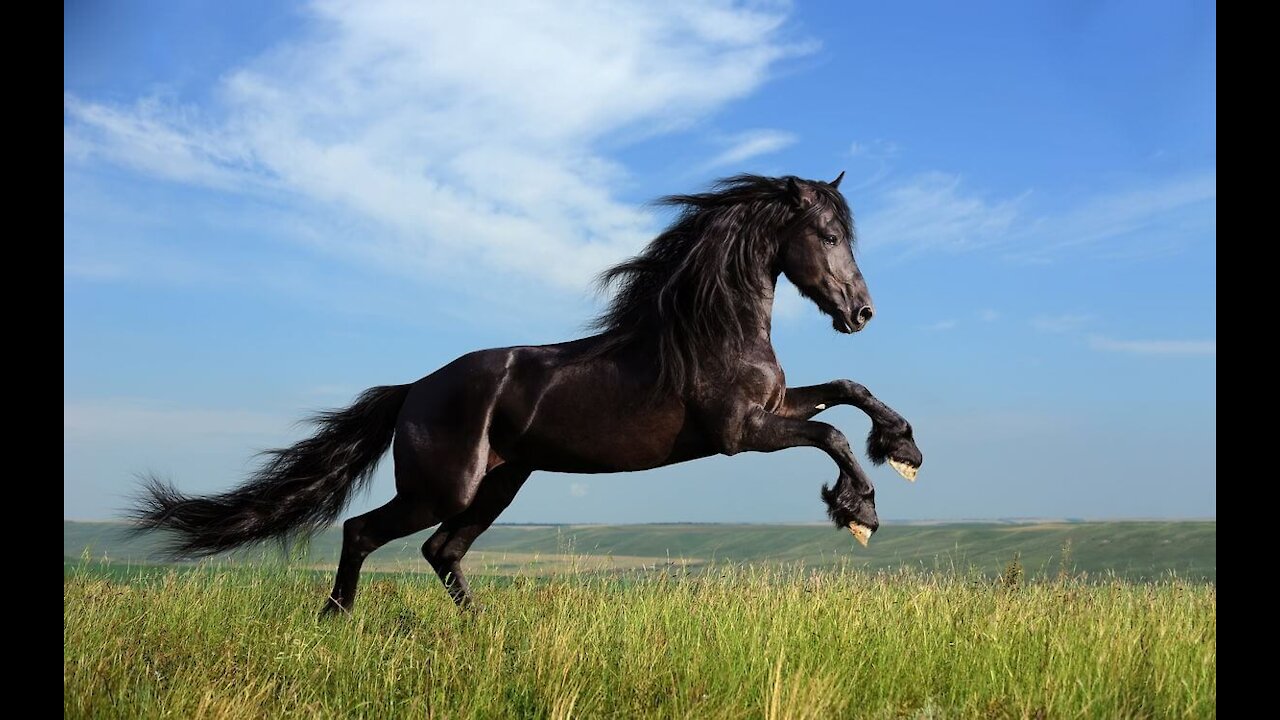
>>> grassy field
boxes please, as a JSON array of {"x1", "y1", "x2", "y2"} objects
[
  {"x1": 65, "y1": 520, "x2": 1217, "y2": 582},
  {"x1": 64, "y1": 561, "x2": 1215, "y2": 719},
  {"x1": 64, "y1": 521, "x2": 1216, "y2": 717}
]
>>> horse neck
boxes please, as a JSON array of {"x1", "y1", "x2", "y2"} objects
[{"x1": 732, "y1": 265, "x2": 781, "y2": 349}]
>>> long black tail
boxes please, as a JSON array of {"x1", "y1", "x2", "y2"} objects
[{"x1": 128, "y1": 384, "x2": 412, "y2": 558}]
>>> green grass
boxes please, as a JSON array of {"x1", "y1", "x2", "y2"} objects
[
  {"x1": 64, "y1": 562, "x2": 1215, "y2": 719},
  {"x1": 64, "y1": 520, "x2": 1217, "y2": 582}
]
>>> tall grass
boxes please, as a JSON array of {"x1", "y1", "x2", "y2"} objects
[{"x1": 64, "y1": 563, "x2": 1215, "y2": 718}]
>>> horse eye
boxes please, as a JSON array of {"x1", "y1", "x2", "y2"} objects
[{"x1": 822, "y1": 234, "x2": 839, "y2": 247}]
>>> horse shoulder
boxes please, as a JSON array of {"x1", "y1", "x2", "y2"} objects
[{"x1": 689, "y1": 354, "x2": 785, "y2": 456}]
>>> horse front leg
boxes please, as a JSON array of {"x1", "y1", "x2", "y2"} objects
[
  {"x1": 735, "y1": 408, "x2": 880, "y2": 546},
  {"x1": 779, "y1": 381, "x2": 923, "y2": 482}
]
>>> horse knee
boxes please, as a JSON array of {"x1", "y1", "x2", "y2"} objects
[{"x1": 818, "y1": 423, "x2": 851, "y2": 453}]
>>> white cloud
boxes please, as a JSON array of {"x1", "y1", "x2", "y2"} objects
[
  {"x1": 860, "y1": 172, "x2": 1023, "y2": 255},
  {"x1": 702, "y1": 129, "x2": 797, "y2": 170},
  {"x1": 1029, "y1": 318, "x2": 1214, "y2": 358},
  {"x1": 842, "y1": 138, "x2": 899, "y2": 190},
  {"x1": 858, "y1": 170, "x2": 1214, "y2": 262},
  {"x1": 979, "y1": 309, "x2": 1000, "y2": 322},
  {"x1": 64, "y1": 0, "x2": 807, "y2": 292},
  {"x1": 569, "y1": 482, "x2": 589, "y2": 497},
  {"x1": 1089, "y1": 336, "x2": 1216, "y2": 356},
  {"x1": 63, "y1": 94, "x2": 262, "y2": 192},
  {"x1": 848, "y1": 138, "x2": 897, "y2": 159},
  {"x1": 1010, "y1": 173, "x2": 1216, "y2": 263},
  {"x1": 925, "y1": 320, "x2": 957, "y2": 331},
  {"x1": 1032, "y1": 313, "x2": 1092, "y2": 333}
]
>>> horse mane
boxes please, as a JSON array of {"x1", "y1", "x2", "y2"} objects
[{"x1": 587, "y1": 173, "x2": 853, "y2": 397}]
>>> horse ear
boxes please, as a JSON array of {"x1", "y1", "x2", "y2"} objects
[
  {"x1": 785, "y1": 177, "x2": 812, "y2": 210},
  {"x1": 830, "y1": 170, "x2": 845, "y2": 189}
]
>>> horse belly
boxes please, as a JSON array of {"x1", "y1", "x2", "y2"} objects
[{"x1": 496, "y1": 384, "x2": 710, "y2": 473}]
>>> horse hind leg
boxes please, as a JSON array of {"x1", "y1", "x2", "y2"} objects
[
  {"x1": 320, "y1": 494, "x2": 438, "y2": 616},
  {"x1": 422, "y1": 464, "x2": 532, "y2": 608}
]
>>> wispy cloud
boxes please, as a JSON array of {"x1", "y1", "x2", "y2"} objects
[
  {"x1": 1009, "y1": 173, "x2": 1217, "y2": 263},
  {"x1": 979, "y1": 309, "x2": 1000, "y2": 322},
  {"x1": 1028, "y1": 316, "x2": 1213, "y2": 358},
  {"x1": 569, "y1": 482, "x2": 590, "y2": 497},
  {"x1": 925, "y1": 320, "x2": 957, "y2": 331},
  {"x1": 63, "y1": 94, "x2": 262, "y2": 191},
  {"x1": 702, "y1": 129, "x2": 797, "y2": 170},
  {"x1": 848, "y1": 139, "x2": 898, "y2": 159},
  {"x1": 859, "y1": 170, "x2": 1214, "y2": 262},
  {"x1": 1089, "y1": 336, "x2": 1216, "y2": 356},
  {"x1": 860, "y1": 172, "x2": 1023, "y2": 255},
  {"x1": 64, "y1": 0, "x2": 807, "y2": 292},
  {"x1": 1032, "y1": 313, "x2": 1092, "y2": 333},
  {"x1": 843, "y1": 138, "x2": 899, "y2": 190}
]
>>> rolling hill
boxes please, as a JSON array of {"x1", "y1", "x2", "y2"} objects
[{"x1": 64, "y1": 519, "x2": 1215, "y2": 582}]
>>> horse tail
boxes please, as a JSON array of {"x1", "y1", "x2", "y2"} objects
[{"x1": 128, "y1": 384, "x2": 412, "y2": 558}]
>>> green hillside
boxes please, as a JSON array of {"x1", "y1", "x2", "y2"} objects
[{"x1": 64, "y1": 519, "x2": 1215, "y2": 582}]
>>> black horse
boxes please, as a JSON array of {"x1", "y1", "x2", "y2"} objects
[{"x1": 131, "y1": 173, "x2": 923, "y2": 614}]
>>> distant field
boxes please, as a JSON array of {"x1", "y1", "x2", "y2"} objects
[
  {"x1": 65, "y1": 519, "x2": 1216, "y2": 582},
  {"x1": 64, "y1": 563, "x2": 1215, "y2": 718}
]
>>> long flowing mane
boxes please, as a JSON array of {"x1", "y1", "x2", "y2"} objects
[{"x1": 589, "y1": 174, "x2": 853, "y2": 397}]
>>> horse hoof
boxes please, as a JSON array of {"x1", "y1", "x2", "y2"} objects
[
  {"x1": 318, "y1": 598, "x2": 349, "y2": 619},
  {"x1": 888, "y1": 458, "x2": 918, "y2": 482}
]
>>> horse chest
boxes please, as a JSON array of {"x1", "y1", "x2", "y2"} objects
[
  {"x1": 741, "y1": 358, "x2": 786, "y2": 413},
  {"x1": 763, "y1": 365, "x2": 786, "y2": 413},
  {"x1": 765, "y1": 376, "x2": 786, "y2": 413}
]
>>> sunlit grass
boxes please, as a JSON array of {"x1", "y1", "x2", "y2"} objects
[{"x1": 64, "y1": 562, "x2": 1215, "y2": 718}]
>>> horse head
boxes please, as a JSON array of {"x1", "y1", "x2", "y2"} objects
[{"x1": 778, "y1": 172, "x2": 874, "y2": 335}]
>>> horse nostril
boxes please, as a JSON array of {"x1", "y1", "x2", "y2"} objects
[{"x1": 856, "y1": 305, "x2": 875, "y2": 326}]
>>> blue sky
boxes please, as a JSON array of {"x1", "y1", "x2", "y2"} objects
[{"x1": 64, "y1": 0, "x2": 1216, "y2": 523}]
